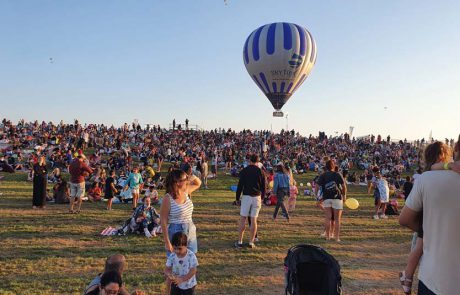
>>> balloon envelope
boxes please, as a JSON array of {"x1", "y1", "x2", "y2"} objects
[
  {"x1": 345, "y1": 198, "x2": 359, "y2": 210},
  {"x1": 243, "y1": 22, "x2": 317, "y2": 111}
]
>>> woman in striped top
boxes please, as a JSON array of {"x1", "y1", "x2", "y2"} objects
[{"x1": 160, "y1": 169, "x2": 202, "y2": 256}]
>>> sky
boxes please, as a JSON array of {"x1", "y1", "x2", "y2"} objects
[{"x1": 1, "y1": 0, "x2": 459, "y2": 140}]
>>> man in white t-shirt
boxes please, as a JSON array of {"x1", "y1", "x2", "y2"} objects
[{"x1": 400, "y1": 168, "x2": 460, "y2": 294}]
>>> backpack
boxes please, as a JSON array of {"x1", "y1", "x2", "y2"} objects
[
  {"x1": 284, "y1": 244, "x2": 342, "y2": 295},
  {"x1": 323, "y1": 180, "x2": 339, "y2": 199},
  {"x1": 385, "y1": 200, "x2": 399, "y2": 215}
]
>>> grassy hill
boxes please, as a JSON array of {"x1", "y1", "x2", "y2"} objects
[{"x1": 0, "y1": 170, "x2": 414, "y2": 294}]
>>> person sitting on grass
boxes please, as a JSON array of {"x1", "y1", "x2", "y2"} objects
[
  {"x1": 88, "y1": 182, "x2": 103, "y2": 202},
  {"x1": 53, "y1": 178, "x2": 70, "y2": 204},
  {"x1": 144, "y1": 185, "x2": 159, "y2": 204},
  {"x1": 165, "y1": 232, "x2": 199, "y2": 295},
  {"x1": 84, "y1": 254, "x2": 129, "y2": 295},
  {"x1": 119, "y1": 196, "x2": 160, "y2": 238},
  {"x1": 84, "y1": 271, "x2": 123, "y2": 295}
]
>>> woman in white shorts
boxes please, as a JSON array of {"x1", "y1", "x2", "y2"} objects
[{"x1": 316, "y1": 160, "x2": 347, "y2": 242}]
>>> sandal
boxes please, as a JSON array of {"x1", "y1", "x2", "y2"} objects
[{"x1": 399, "y1": 271, "x2": 412, "y2": 295}]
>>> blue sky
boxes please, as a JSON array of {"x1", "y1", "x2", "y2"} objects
[{"x1": 1, "y1": 0, "x2": 459, "y2": 140}]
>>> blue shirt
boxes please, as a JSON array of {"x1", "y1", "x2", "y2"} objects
[
  {"x1": 126, "y1": 172, "x2": 143, "y2": 189},
  {"x1": 273, "y1": 172, "x2": 290, "y2": 193}
]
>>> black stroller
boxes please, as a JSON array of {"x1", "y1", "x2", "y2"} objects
[{"x1": 284, "y1": 244, "x2": 342, "y2": 295}]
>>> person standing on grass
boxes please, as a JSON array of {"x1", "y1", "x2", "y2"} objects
[
  {"x1": 272, "y1": 163, "x2": 290, "y2": 222},
  {"x1": 124, "y1": 166, "x2": 143, "y2": 210},
  {"x1": 32, "y1": 155, "x2": 47, "y2": 209},
  {"x1": 235, "y1": 154, "x2": 265, "y2": 249},
  {"x1": 399, "y1": 140, "x2": 460, "y2": 295},
  {"x1": 105, "y1": 170, "x2": 118, "y2": 210},
  {"x1": 69, "y1": 154, "x2": 93, "y2": 213},
  {"x1": 165, "y1": 232, "x2": 199, "y2": 295},
  {"x1": 160, "y1": 169, "x2": 201, "y2": 255},
  {"x1": 315, "y1": 159, "x2": 346, "y2": 242},
  {"x1": 160, "y1": 169, "x2": 201, "y2": 295},
  {"x1": 369, "y1": 167, "x2": 390, "y2": 220}
]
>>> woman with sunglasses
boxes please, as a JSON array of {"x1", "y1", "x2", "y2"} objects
[
  {"x1": 160, "y1": 169, "x2": 202, "y2": 256},
  {"x1": 84, "y1": 270, "x2": 122, "y2": 295}
]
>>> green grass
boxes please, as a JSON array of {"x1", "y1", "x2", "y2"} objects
[{"x1": 0, "y1": 170, "x2": 414, "y2": 294}]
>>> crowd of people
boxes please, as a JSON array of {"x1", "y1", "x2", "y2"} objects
[{"x1": 1, "y1": 118, "x2": 460, "y2": 294}]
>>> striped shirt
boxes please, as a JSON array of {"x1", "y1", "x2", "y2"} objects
[{"x1": 168, "y1": 194, "x2": 194, "y2": 224}]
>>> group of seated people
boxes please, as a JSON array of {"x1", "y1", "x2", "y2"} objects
[{"x1": 38, "y1": 163, "x2": 163, "y2": 207}]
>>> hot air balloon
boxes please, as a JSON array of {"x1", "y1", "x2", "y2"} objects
[{"x1": 243, "y1": 22, "x2": 317, "y2": 116}]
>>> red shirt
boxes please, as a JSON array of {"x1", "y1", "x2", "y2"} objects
[{"x1": 69, "y1": 159, "x2": 93, "y2": 183}]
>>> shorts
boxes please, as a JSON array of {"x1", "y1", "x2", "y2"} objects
[
  {"x1": 131, "y1": 188, "x2": 140, "y2": 195},
  {"x1": 167, "y1": 222, "x2": 197, "y2": 257},
  {"x1": 70, "y1": 182, "x2": 85, "y2": 198},
  {"x1": 240, "y1": 195, "x2": 262, "y2": 217},
  {"x1": 171, "y1": 285, "x2": 195, "y2": 295},
  {"x1": 323, "y1": 199, "x2": 343, "y2": 210}
]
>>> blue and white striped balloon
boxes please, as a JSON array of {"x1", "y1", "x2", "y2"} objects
[{"x1": 243, "y1": 22, "x2": 317, "y2": 111}]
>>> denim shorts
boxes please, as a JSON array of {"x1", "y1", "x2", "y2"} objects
[{"x1": 167, "y1": 222, "x2": 197, "y2": 257}]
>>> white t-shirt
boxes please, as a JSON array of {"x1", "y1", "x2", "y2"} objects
[
  {"x1": 376, "y1": 178, "x2": 389, "y2": 203},
  {"x1": 166, "y1": 249, "x2": 198, "y2": 290},
  {"x1": 405, "y1": 170, "x2": 460, "y2": 295}
]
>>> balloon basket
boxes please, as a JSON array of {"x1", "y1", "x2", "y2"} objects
[{"x1": 273, "y1": 111, "x2": 284, "y2": 117}]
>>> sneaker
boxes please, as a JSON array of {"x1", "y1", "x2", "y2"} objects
[
  {"x1": 320, "y1": 231, "x2": 326, "y2": 238},
  {"x1": 254, "y1": 237, "x2": 259, "y2": 242},
  {"x1": 373, "y1": 215, "x2": 380, "y2": 220},
  {"x1": 234, "y1": 241, "x2": 243, "y2": 248},
  {"x1": 248, "y1": 242, "x2": 256, "y2": 249},
  {"x1": 380, "y1": 214, "x2": 388, "y2": 219}
]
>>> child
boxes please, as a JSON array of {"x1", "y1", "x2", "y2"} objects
[
  {"x1": 165, "y1": 232, "x2": 198, "y2": 295},
  {"x1": 87, "y1": 182, "x2": 102, "y2": 202},
  {"x1": 369, "y1": 168, "x2": 389, "y2": 219},
  {"x1": 144, "y1": 185, "x2": 159, "y2": 204},
  {"x1": 288, "y1": 184, "x2": 298, "y2": 212},
  {"x1": 105, "y1": 170, "x2": 118, "y2": 210},
  {"x1": 399, "y1": 232, "x2": 423, "y2": 295}
]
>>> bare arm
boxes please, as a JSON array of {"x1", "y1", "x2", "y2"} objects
[
  {"x1": 160, "y1": 195, "x2": 172, "y2": 252},
  {"x1": 186, "y1": 176, "x2": 202, "y2": 195},
  {"x1": 173, "y1": 267, "x2": 197, "y2": 285},
  {"x1": 399, "y1": 206, "x2": 422, "y2": 233},
  {"x1": 164, "y1": 266, "x2": 173, "y2": 278},
  {"x1": 367, "y1": 183, "x2": 374, "y2": 194},
  {"x1": 341, "y1": 183, "x2": 347, "y2": 202},
  {"x1": 111, "y1": 182, "x2": 118, "y2": 193},
  {"x1": 180, "y1": 267, "x2": 197, "y2": 282}
]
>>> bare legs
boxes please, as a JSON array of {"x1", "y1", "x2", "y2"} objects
[{"x1": 238, "y1": 216, "x2": 257, "y2": 244}]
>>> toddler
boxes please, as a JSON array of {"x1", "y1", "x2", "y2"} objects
[{"x1": 165, "y1": 232, "x2": 198, "y2": 295}]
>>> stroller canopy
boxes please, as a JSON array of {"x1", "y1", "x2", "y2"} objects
[{"x1": 284, "y1": 244, "x2": 342, "y2": 295}]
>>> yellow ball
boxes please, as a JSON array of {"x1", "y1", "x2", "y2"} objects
[
  {"x1": 345, "y1": 198, "x2": 359, "y2": 210},
  {"x1": 269, "y1": 181, "x2": 274, "y2": 189}
]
